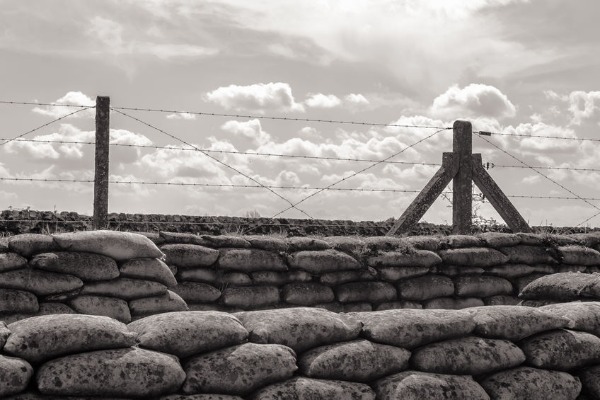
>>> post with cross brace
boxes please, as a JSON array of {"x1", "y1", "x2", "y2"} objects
[{"x1": 387, "y1": 120, "x2": 531, "y2": 235}]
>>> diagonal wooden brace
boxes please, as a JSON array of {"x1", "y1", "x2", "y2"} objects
[{"x1": 388, "y1": 153, "x2": 459, "y2": 235}]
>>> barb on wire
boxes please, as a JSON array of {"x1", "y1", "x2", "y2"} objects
[
  {"x1": 111, "y1": 107, "x2": 314, "y2": 219},
  {"x1": 474, "y1": 134, "x2": 600, "y2": 226},
  {"x1": 0, "y1": 100, "x2": 94, "y2": 108},
  {"x1": 494, "y1": 164, "x2": 600, "y2": 173},
  {"x1": 1, "y1": 107, "x2": 93, "y2": 146},
  {"x1": 266, "y1": 127, "x2": 449, "y2": 221},
  {"x1": 112, "y1": 105, "x2": 450, "y2": 130},
  {"x1": 475, "y1": 130, "x2": 600, "y2": 143}
]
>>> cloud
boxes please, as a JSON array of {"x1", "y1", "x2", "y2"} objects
[
  {"x1": 166, "y1": 112, "x2": 197, "y2": 120},
  {"x1": 304, "y1": 93, "x2": 342, "y2": 109},
  {"x1": 205, "y1": 82, "x2": 305, "y2": 113},
  {"x1": 32, "y1": 91, "x2": 95, "y2": 119},
  {"x1": 221, "y1": 119, "x2": 271, "y2": 146},
  {"x1": 567, "y1": 91, "x2": 600, "y2": 125},
  {"x1": 344, "y1": 93, "x2": 370, "y2": 107},
  {"x1": 430, "y1": 84, "x2": 516, "y2": 120}
]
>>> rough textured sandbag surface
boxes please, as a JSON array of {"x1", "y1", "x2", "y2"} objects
[
  {"x1": 410, "y1": 336, "x2": 525, "y2": 375},
  {"x1": 0, "y1": 268, "x2": 83, "y2": 296},
  {"x1": 540, "y1": 302, "x2": 600, "y2": 336},
  {"x1": 376, "y1": 301, "x2": 422, "y2": 310},
  {"x1": 374, "y1": 371, "x2": 490, "y2": 400},
  {"x1": 323, "y1": 236, "x2": 366, "y2": 258},
  {"x1": 128, "y1": 311, "x2": 248, "y2": 358},
  {"x1": 282, "y1": 283, "x2": 334, "y2": 305},
  {"x1": 129, "y1": 290, "x2": 188, "y2": 316},
  {"x1": 0, "y1": 288, "x2": 38, "y2": 313},
  {"x1": 218, "y1": 248, "x2": 287, "y2": 272},
  {"x1": 438, "y1": 247, "x2": 509, "y2": 267},
  {"x1": 501, "y1": 245, "x2": 558, "y2": 264},
  {"x1": 353, "y1": 309, "x2": 475, "y2": 348},
  {"x1": 485, "y1": 263, "x2": 538, "y2": 278},
  {"x1": 161, "y1": 395, "x2": 244, "y2": 400},
  {"x1": 579, "y1": 365, "x2": 600, "y2": 399},
  {"x1": 81, "y1": 277, "x2": 167, "y2": 300},
  {"x1": 286, "y1": 237, "x2": 331, "y2": 251},
  {"x1": 0, "y1": 354, "x2": 33, "y2": 397},
  {"x1": 367, "y1": 250, "x2": 442, "y2": 268},
  {"x1": 220, "y1": 286, "x2": 280, "y2": 309},
  {"x1": 69, "y1": 295, "x2": 131, "y2": 323},
  {"x1": 119, "y1": 258, "x2": 178, "y2": 287},
  {"x1": 0, "y1": 252, "x2": 27, "y2": 272},
  {"x1": 478, "y1": 232, "x2": 521, "y2": 248},
  {"x1": 558, "y1": 245, "x2": 600, "y2": 265},
  {"x1": 483, "y1": 295, "x2": 521, "y2": 306},
  {"x1": 468, "y1": 305, "x2": 570, "y2": 341},
  {"x1": 287, "y1": 249, "x2": 360, "y2": 273},
  {"x1": 161, "y1": 244, "x2": 219, "y2": 268},
  {"x1": 424, "y1": 296, "x2": 484, "y2": 309},
  {"x1": 454, "y1": 275, "x2": 513, "y2": 297},
  {"x1": 182, "y1": 342, "x2": 297, "y2": 395},
  {"x1": 3, "y1": 391, "x2": 133, "y2": 399},
  {"x1": 4, "y1": 314, "x2": 135, "y2": 363},
  {"x1": 519, "y1": 272, "x2": 599, "y2": 300},
  {"x1": 397, "y1": 275, "x2": 454, "y2": 301},
  {"x1": 479, "y1": 366, "x2": 581, "y2": 400},
  {"x1": 299, "y1": 339, "x2": 410, "y2": 382},
  {"x1": 171, "y1": 282, "x2": 221, "y2": 303},
  {"x1": 36, "y1": 347, "x2": 185, "y2": 397},
  {"x1": 235, "y1": 307, "x2": 362, "y2": 352},
  {"x1": 8, "y1": 234, "x2": 59, "y2": 258},
  {"x1": 335, "y1": 281, "x2": 397, "y2": 303},
  {"x1": 252, "y1": 270, "x2": 312, "y2": 285},
  {"x1": 201, "y1": 235, "x2": 251, "y2": 248},
  {"x1": 30, "y1": 252, "x2": 119, "y2": 281},
  {"x1": 52, "y1": 230, "x2": 164, "y2": 261},
  {"x1": 0, "y1": 321, "x2": 10, "y2": 348},
  {"x1": 319, "y1": 268, "x2": 377, "y2": 285},
  {"x1": 178, "y1": 268, "x2": 219, "y2": 283},
  {"x1": 376, "y1": 266, "x2": 430, "y2": 281},
  {"x1": 244, "y1": 235, "x2": 288, "y2": 252},
  {"x1": 520, "y1": 329, "x2": 600, "y2": 370},
  {"x1": 250, "y1": 377, "x2": 375, "y2": 400}
]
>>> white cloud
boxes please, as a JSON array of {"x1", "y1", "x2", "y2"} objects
[
  {"x1": 305, "y1": 93, "x2": 342, "y2": 109},
  {"x1": 431, "y1": 84, "x2": 516, "y2": 120},
  {"x1": 166, "y1": 112, "x2": 197, "y2": 120},
  {"x1": 32, "y1": 91, "x2": 95, "y2": 119},
  {"x1": 221, "y1": 119, "x2": 271, "y2": 146},
  {"x1": 205, "y1": 82, "x2": 305, "y2": 113},
  {"x1": 344, "y1": 93, "x2": 370, "y2": 107},
  {"x1": 567, "y1": 91, "x2": 600, "y2": 125}
]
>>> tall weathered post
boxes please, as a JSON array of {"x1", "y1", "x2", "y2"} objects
[
  {"x1": 452, "y1": 120, "x2": 473, "y2": 234},
  {"x1": 93, "y1": 96, "x2": 110, "y2": 230}
]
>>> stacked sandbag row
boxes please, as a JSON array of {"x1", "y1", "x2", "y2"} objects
[
  {"x1": 0, "y1": 231, "x2": 187, "y2": 324},
  {"x1": 517, "y1": 271, "x2": 600, "y2": 306},
  {"x1": 3, "y1": 304, "x2": 600, "y2": 399},
  {"x1": 154, "y1": 231, "x2": 600, "y2": 312}
]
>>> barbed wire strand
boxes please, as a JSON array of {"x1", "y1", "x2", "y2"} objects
[
  {"x1": 110, "y1": 107, "x2": 315, "y2": 219},
  {"x1": 475, "y1": 130, "x2": 600, "y2": 143},
  {"x1": 0, "y1": 107, "x2": 93, "y2": 146},
  {"x1": 474, "y1": 134, "x2": 600, "y2": 226},
  {"x1": 0, "y1": 100, "x2": 94, "y2": 108}
]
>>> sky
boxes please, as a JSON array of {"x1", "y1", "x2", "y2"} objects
[{"x1": 1, "y1": 0, "x2": 600, "y2": 227}]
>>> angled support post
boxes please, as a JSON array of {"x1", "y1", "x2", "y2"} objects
[
  {"x1": 388, "y1": 153, "x2": 459, "y2": 235},
  {"x1": 471, "y1": 154, "x2": 532, "y2": 233},
  {"x1": 93, "y1": 96, "x2": 110, "y2": 230}
]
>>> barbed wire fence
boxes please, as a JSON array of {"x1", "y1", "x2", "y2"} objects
[{"x1": 1, "y1": 97, "x2": 600, "y2": 233}]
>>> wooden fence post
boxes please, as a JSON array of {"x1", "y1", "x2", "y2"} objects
[
  {"x1": 93, "y1": 96, "x2": 110, "y2": 230},
  {"x1": 452, "y1": 120, "x2": 473, "y2": 234}
]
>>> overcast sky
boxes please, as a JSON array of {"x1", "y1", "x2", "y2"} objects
[{"x1": 1, "y1": 0, "x2": 600, "y2": 227}]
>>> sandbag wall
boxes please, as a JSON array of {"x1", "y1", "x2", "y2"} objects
[
  {"x1": 2, "y1": 305, "x2": 600, "y2": 399},
  {"x1": 0, "y1": 231, "x2": 187, "y2": 324}
]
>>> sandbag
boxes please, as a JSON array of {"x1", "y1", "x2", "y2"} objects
[
  {"x1": 36, "y1": 347, "x2": 185, "y2": 397},
  {"x1": 252, "y1": 270, "x2": 312, "y2": 285},
  {"x1": 287, "y1": 250, "x2": 361, "y2": 273},
  {"x1": 514, "y1": 273, "x2": 549, "y2": 294},
  {"x1": 580, "y1": 365, "x2": 600, "y2": 400},
  {"x1": 81, "y1": 277, "x2": 167, "y2": 300},
  {"x1": 30, "y1": 252, "x2": 119, "y2": 281},
  {"x1": 540, "y1": 302, "x2": 600, "y2": 336},
  {"x1": 485, "y1": 263, "x2": 537, "y2": 278},
  {"x1": 286, "y1": 237, "x2": 331, "y2": 251},
  {"x1": 220, "y1": 286, "x2": 279, "y2": 309},
  {"x1": 120, "y1": 258, "x2": 177, "y2": 287},
  {"x1": 411, "y1": 336, "x2": 525, "y2": 375},
  {"x1": 558, "y1": 245, "x2": 600, "y2": 265},
  {"x1": 282, "y1": 283, "x2": 334, "y2": 306},
  {"x1": 129, "y1": 290, "x2": 188, "y2": 316},
  {"x1": 159, "y1": 231, "x2": 209, "y2": 245},
  {"x1": 4, "y1": 391, "x2": 132, "y2": 399},
  {"x1": 4, "y1": 314, "x2": 136, "y2": 363},
  {"x1": 69, "y1": 295, "x2": 131, "y2": 323},
  {"x1": 171, "y1": 282, "x2": 221, "y2": 303},
  {"x1": 319, "y1": 268, "x2": 377, "y2": 285},
  {"x1": 430, "y1": 265, "x2": 484, "y2": 276},
  {"x1": 424, "y1": 297, "x2": 484, "y2": 309},
  {"x1": 454, "y1": 275, "x2": 513, "y2": 297},
  {"x1": 235, "y1": 307, "x2": 362, "y2": 352},
  {"x1": 501, "y1": 245, "x2": 558, "y2": 264},
  {"x1": 323, "y1": 236, "x2": 366, "y2": 258},
  {"x1": 0, "y1": 268, "x2": 83, "y2": 296},
  {"x1": 220, "y1": 272, "x2": 252, "y2": 286},
  {"x1": 250, "y1": 377, "x2": 375, "y2": 400},
  {"x1": 397, "y1": 275, "x2": 454, "y2": 301},
  {"x1": 353, "y1": 309, "x2": 475, "y2": 348},
  {"x1": 52, "y1": 230, "x2": 164, "y2": 261},
  {"x1": 438, "y1": 247, "x2": 509, "y2": 267},
  {"x1": 161, "y1": 244, "x2": 219, "y2": 268},
  {"x1": 182, "y1": 343, "x2": 296, "y2": 395},
  {"x1": 376, "y1": 301, "x2": 422, "y2": 310},
  {"x1": 478, "y1": 232, "x2": 521, "y2": 247},
  {"x1": 202, "y1": 235, "x2": 251, "y2": 248},
  {"x1": 405, "y1": 236, "x2": 441, "y2": 251},
  {"x1": 479, "y1": 366, "x2": 581, "y2": 400},
  {"x1": 556, "y1": 264, "x2": 587, "y2": 273},
  {"x1": 444, "y1": 235, "x2": 484, "y2": 248},
  {"x1": 519, "y1": 299, "x2": 560, "y2": 307},
  {"x1": 367, "y1": 250, "x2": 442, "y2": 268},
  {"x1": 335, "y1": 282, "x2": 397, "y2": 303},
  {"x1": 363, "y1": 237, "x2": 409, "y2": 251},
  {"x1": 299, "y1": 339, "x2": 410, "y2": 382},
  {"x1": 161, "y1": 395, "x2": 243, "y2": 400},
  {"x1": 8, "y1": 234, "x2": 59, "y2": 257},
  {"x1": 377, "y1": 266, "x2": 430, "y2": 281},
  {"x1": 245, "y1": 235, "x2": 288, "y2": 252},
  {"x1": 314, "y1": 302, "x2": 372, "y2": 313},
  {"x1": 0, "y1": 252, "x2": 27, "y2": 272},
  {"x1": 178, "y1": 268, "x2": 219, "y2": 283},
  {"x1": 218, "y1": 248, "x2": 287, "y2": 272},
  {"x1": 0, "y1": 321, "x2": 10, "y2": 348},
  {"x1": 37, "y1": 302, "x2": 75, "y2": 315},
  {"x1": 374, "y1": 371, "x2": 490, "y2": 400},
  {"x1": 520, "y1": 329, "x2": 600, "y2": 370},
  {"x1": 0, "y1": 288, "x2": 38, "y2": 313},
  {"x1": 0, "y1": 355, "x2": 33, "y2": 397},
  {"x1": 484, "y1": 295, "x2": 521, "y2": 306},
  {"x1": 518, "y1": 272, "x2": 599, "y2": 300},
  {"x1": 129, "y1": 311, "x2": 248, "y2": 358},
  {"x1": 468, "y1": 305, "x2": 569, "y2": 341}
]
